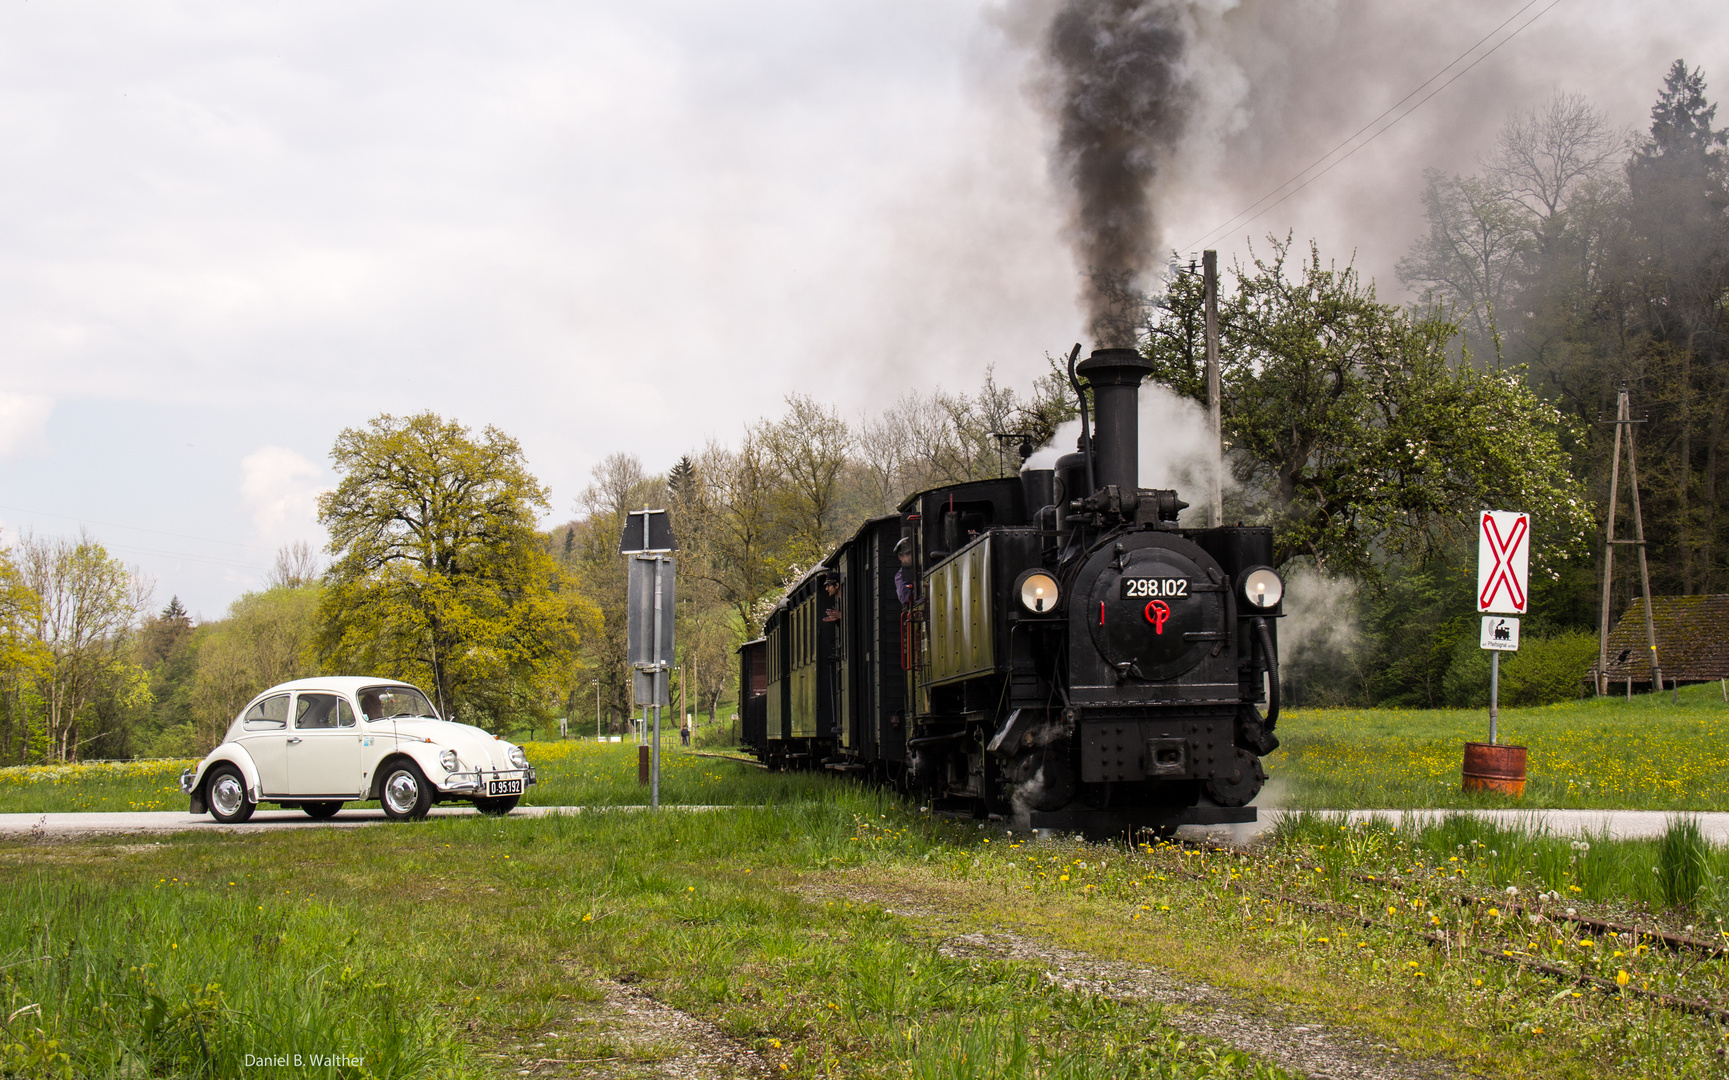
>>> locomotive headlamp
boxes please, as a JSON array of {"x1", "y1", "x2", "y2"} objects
[
  {"x1": 1241, "y1": 567, "x2": 1283, "y2": 609},
  {"x1": 1016, "y1": 570, "x2": 1061, "y2": 614}
]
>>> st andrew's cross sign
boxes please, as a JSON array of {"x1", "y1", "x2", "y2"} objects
[{"x1": 1477, "y1": 511, "x2": 1530, "y2": 615}]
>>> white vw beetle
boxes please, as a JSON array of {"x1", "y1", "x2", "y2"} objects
[{"x1": 179, "y1": 677, "x2": 537, "y2": 823}]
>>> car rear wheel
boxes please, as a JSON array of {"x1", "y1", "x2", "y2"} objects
[
  {"x1": 473, "y1": 796, "x2": 519, "y2": 816},
  {"x1": 380, "y1": 762, "x2": 432, "y2": 821},
  {"x1": 206, "y1": 765, "x2": 255, "y2": 824},
  {"x1": 300, "y1": 801, "x2": 343, "y2": 820}
]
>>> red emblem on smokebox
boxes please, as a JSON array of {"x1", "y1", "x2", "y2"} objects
[{"x1": 1145, "y1": 599, "x2": 1170, "y2": 635}]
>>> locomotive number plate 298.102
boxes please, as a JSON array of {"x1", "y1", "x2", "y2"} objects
[{"x1": 1120, "y1": 578, "x2": 1188, "y2": 599}]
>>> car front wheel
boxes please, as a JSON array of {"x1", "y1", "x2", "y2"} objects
[
  {"x1": 379, "y1": 762, "x2": 432, "y2": 821},
  {"x1": 473, "y1": 796, "x2": 519, "y2": 816},
  {"x1": 300, "y1": 801, "x2": 343, "y2": 820},
  {"x1": 206, "y1": 765, "x2": 256, "y2": 824}
]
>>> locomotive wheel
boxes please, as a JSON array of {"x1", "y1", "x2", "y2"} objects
[{"x1": 1205, "y1": 748, "x2": 1266, "y2": 807}]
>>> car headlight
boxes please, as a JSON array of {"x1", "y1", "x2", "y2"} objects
[
  {"x1": 1015, "y1": 569, "x2": 1061, "y2": 614},
  {"x1": 439, "y1": 749, "x2": 460, "y2": 772},
  {"x1": 508, "y1": 746, "x2": 528, "y2": 769},
  {"x1": 1241, "y1": 567, "x2": 1284, "y2": 609}
]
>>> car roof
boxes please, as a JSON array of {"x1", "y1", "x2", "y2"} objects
[{"x1": 251, "y1": 677, "x2": 424, "y2": 697}]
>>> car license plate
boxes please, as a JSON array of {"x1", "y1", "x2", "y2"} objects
[{"x1": 488, "y1": 778, "x2": 523, "y2": 796}]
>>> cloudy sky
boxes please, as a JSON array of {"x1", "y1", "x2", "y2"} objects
[{"x1": 0, "y1": 0, "x2": 1721, "y2": 618}]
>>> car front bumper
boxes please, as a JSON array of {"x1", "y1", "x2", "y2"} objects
[{"x1": 438, "y1": 766, "x2": 536, "y2": 796}]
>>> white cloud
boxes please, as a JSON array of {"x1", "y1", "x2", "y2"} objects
[
  {"x1": 239, "y1": 446, "x2": 325, "y2": 547},
  {"x1": 0, "y1": 392, "x2": 51, "y2": 457}
]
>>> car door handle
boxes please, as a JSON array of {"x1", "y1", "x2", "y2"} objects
[{"x1": 287, "y1": 737, "x2": 302, "y2": 744}]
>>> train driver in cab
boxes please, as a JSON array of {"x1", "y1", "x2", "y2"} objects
[{"x1": 893, "y1": 537, "x2": 920, "y2": 604}]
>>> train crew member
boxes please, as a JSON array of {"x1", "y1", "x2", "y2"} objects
[
  {"x1": 893, "y1": 537, "x2": 920, "y2": 604},
  {"x1": 822, "y1": 573, "x2": 843, "y2": 623}
]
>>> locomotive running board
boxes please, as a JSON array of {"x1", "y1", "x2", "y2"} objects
[{"x1": 1025, "y1": 804, "x2": 1256, "y2": 834}]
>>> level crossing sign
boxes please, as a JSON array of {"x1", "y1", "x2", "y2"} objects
[{"x1": 1476, "y1": 511, "x2": 1530, "y2": 615}]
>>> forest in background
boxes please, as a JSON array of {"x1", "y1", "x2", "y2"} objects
[{"x1": 0, "y1": 61, "x2": 1722, "y2": 762}]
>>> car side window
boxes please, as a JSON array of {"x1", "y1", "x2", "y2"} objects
[
  {"x1": 336, "y1": 698, "x2": 356, "y2": 728},
  {"x1": 294, "y1": 693, "x2": 342, "y2": 730},
  {"x1": 243, "y1": 694, "x2": 290, "y2": 731}
]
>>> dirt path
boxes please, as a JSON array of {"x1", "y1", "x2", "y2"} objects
[
  {"x1": 940, "y1": 930, "x2": 1455, "y2": 1080},
  {"x1": 486, "y1": 979, "x2": 771, "y2": 1080},
  {"x1": 805, "y1": 878, "x2": 1460, "y2": 1080}
]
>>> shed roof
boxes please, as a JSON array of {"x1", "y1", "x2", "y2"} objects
[{"x1": 1593, "y1": 594, "x2": 1729, "y2": 681}]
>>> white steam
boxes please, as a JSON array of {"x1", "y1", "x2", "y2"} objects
[
  {"x1": 1138, "y1": 381, "x2": 1223, "y2": 522},
  {"x1": 1022, "y1": 387, "x2": 1223, "y2": 521},
  {"x1": 1277, "y1": 561, "x2": 1358, "y2": 669},
  {"x1": 1022, "y1": 418, "x2": 1084, "y2": 471}
]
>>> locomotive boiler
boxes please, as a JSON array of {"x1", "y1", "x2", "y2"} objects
[{"x1": 738, "y1": 348, "x2": 1283, "y2": 835}]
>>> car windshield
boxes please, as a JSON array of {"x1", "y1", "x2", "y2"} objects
[{"x1": 356, "y1": 685, "x2": 439, "y2": 721}]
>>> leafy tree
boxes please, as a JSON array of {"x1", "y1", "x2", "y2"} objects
[
  {"x1": 133, "y1": 595, "x2": 200, "y2": 756},
  {"x1": 0, "y1": 535, "x2": 48, "y2": 764},
  {"x1": 188, "y1": 585, "x2": 321, "y2": 748},
  {"x1": 1617, "y1": 61, "x2": 1729, "y2": 592},
  {"x1": 316, "y1": 412, "x2": 597, "y2": 728},
  {"x1": 1146, "y1": 237, "x2": 1593, "y2": 576}
]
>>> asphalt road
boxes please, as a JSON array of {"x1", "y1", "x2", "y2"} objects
[
  {"x1": 2, "y1": 805, "x2": 1726, "y2": 842},
  {"x1": 0, "y1": 804, "x2": 725, "y2": 838}
]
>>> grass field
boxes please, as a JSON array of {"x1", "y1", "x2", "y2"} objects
[
  {"x1": 0, "y1": 740, "x2": 792, "y2": 815},
  {"x1": 1269, "y1": 680, "x2": 1729, "y2": 810},
  {"x1": 4, "y1": 681, "x2": 1728, "y2": 817},
  {"x1": 3, "y1": 759, "x2": 1728, "y2": 1079}
]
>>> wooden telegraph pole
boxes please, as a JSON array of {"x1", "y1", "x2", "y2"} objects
[
  {"x1": 1596, "y1": 387, "x2": 1662, "y2": 696},
  {"x1": 1202, "y1": 250, "x2": 1223, "y2": 528}
]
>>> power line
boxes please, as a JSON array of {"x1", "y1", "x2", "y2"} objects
[
  {"x1": 0, "y1": 502, "x2": 278, "y2": 552},
  {"x1": 1183, "y1": 0, "x2": 1569, "y2": 253}
]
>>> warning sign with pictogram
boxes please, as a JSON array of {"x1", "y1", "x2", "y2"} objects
[{"x1": 1477, "y1": 511, "x2": 1530, "y2": 614}]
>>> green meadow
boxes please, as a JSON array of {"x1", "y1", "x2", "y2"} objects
[
  {"x1": 1268, "y1": 680, "x2": 1729, "y2": 810},
  {"x1": 5, "y1": 768, "x2": 1729, "y2": 1079}
]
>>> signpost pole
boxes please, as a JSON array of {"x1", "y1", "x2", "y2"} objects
[
  {"x1": 1489, "y1": 652, "x2": 1499, "y2": 746},
  {"x1": 651, "y1": 556, "x2": 663, "y2": 811}
]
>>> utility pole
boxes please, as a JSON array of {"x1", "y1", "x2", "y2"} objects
[
  {"x1": 1596, "y1": 387, "x2": 1662, "y2": 696},
  {"x1": 1203, "y1": 250, "x2": 1224, "y2": 528},
  {"x1": 593, "y1": 678, "x2": 600, "y2": 741}
]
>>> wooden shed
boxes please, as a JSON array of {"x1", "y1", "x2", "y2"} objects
[{"x1": 1591, "y1": 594, "x2": 1729, "y2": 690}]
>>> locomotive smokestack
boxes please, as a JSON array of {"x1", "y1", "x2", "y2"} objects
[{"x1": 1076, "y1": 347, "x2": 1153, "y2": 494}]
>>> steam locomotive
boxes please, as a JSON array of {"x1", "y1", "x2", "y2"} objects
[{"x1": 737, "y1": 348, "x2": 1283, "y2": 834}]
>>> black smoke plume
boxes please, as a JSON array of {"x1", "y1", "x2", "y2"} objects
[{"x1": 1045, "y1": 0, "x2": 1193, "y2": 347}]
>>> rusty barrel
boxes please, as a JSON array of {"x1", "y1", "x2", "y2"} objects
[{"x1": 1462, "y1": 742, "x2": 1527, "y2": 796}]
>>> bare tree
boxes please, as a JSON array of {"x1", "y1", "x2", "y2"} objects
[
  {"x1": 759, "y1": 394, "x2": 852, "y2": 559},
  {"x1": 265, "y1": 540, "x2": 321, "y2": 589},
  {"x1": 16, "y1": 531, "x2": 149, "y2": 761},
  {"x1": 1491, "y1": 92, "x2": 1626, "y2": 225},
  {"x1": 690, "y1": 434, "x2": 785, "y2": 632},
  {"x1": 1396, "y1": 168, "x2": 1531, "y2": 350}
]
